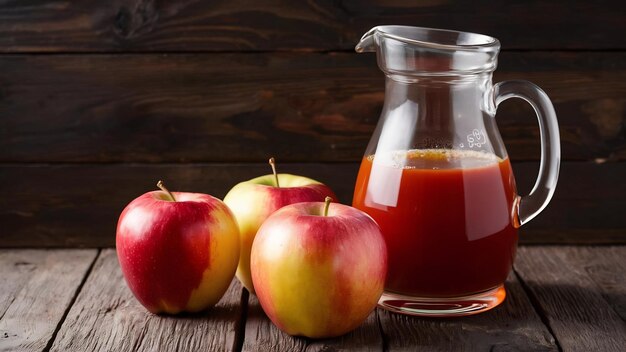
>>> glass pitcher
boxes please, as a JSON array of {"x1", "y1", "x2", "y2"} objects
[{"x1": 352, "y1": 26, "x2": 560, "y2": 317}]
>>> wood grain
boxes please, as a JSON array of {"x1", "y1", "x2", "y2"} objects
[
  {"x1": 242, "y1": 294, "x2": 307, "y2": 352},
  {"x1": 379, "y1": 273, "x2": 557, "y2": 351},
  {"x1": 1, "y1": 161, "x2": 624, "y2": 247},
  {"x1": 242, "y1": 293, "x2": 382, "y2": 351},
  {"x1": 0, "y1": 0, "x2": 623, "y2": 52},
  {"x1": 0, "y1": 249, "x2": 97, "y2": 352},
  {"x1": 562, "y1": 246, "x2": 626, "y2": 321},
  {"x1": 305, "y1": 310, "x2": 383, "y2": 352},
  {"x1": 50, "y1": 249, "x2": 246, "y2": 352},
  {"x1": 1, "y1": 52, "x2": 624, "y2": 163},
  {"x1": 514, "y1": 246, "x2": 626, "y2": 351}
]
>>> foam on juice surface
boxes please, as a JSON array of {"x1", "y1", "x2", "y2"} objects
[{"x1": 367, "y1": 149, "x2": 503, "y2": 170}]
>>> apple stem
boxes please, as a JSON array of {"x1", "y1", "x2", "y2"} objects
[
  {"x1": 156, "y1": 180, "x2": 177, "y2": 202},
  {"x1": 269, "y1": 157, "x2": 280, "y2": 188},
  {"x1": 323, "y1": 196, "x2": 332, "y2": 217}
]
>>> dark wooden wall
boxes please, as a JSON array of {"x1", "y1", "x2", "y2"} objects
[{"x1": 1, "y1": 0, "x2": 624, "y2": 247}]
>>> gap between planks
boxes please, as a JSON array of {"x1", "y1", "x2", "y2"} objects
[
  {"x1": 514, "y1": 246, "x2": 626, "y2": 352},
  {"x1": 513, "y1": 269, "x2": 564, "y2": 352},
  {"x1": 0, "y1": 249, "x2": 99, "y2": 352},
  {"x1": 42, "y1": 249, "x2": 101, "y2": 352},
  {"x1": 48, "y1": 249, "x2": 248, "y2": 352},
  {"x1": 4, "y1": 246, "x2": 624, "y2": 351}
]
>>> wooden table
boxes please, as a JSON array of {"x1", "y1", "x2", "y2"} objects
[{"x1": 1, "y1": 246, "x2": 624, "y2": 351}]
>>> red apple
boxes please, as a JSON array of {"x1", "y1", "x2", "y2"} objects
[
  {"x1": 223, "y1": 158, "x2": 337, "y2": 293},
  {"x1": 251, "y1": 198, "x2": 387, "y2": 338},
  {"x1": 116, "y1": 181, "x2": 240, "y2": 314}
]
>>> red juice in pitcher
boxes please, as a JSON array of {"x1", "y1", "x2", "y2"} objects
[{"x1": 353, "y1": 149, "x2": 518, "y2": 297}]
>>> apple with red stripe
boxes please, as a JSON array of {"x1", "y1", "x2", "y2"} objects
[
  {"x1": 251, "y1": 197, "x2": 387, "y2": 338},
  {"x1": 116, "y1": 181, "x2": 240, "y2": 314},
  {"x1": 224, "y1": 158, "x2": 337, "y2": 294}
]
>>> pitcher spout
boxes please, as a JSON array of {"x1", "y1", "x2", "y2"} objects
[
  {"x1": 355, "y1": 27, "x2": 379, "y2": 53},
  {"x1": 355, "y1": 26, "x2": 500, "y2": 76}
]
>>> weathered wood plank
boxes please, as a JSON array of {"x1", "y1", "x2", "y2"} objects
[
  {"x1": 515, "y1": 246, "x2": 626, "y2": 351},
  {"x1": 305, "y1": 310, "x2": 383, "y2": 352},
  {"x1": 242, "y1": 294, "x2": 307, "y2": 352},
  {"x1": 512, "y1": 161, "x2": 626, "y2": 245},
  {"x1": 379, "y1": 273, "x2": 557, "y2": 351},
  {"x1": 0, "y1": 251, "x2": 41, "y2": 319},
  {"x1": 242, "y1": 294, "x2": 382, "y2": 351},
  {"x1": 50, "y1": 249, "x2": 246, "y2": 352},
  {"x1": 0, "y1": 163, "x2": 357, "y2": 247},
  {"x1": 1, "y1": 161, "x2": 624, "y2": 247},
  {"x1": 562, "y1": 246, "x2": 626, "y2": 321},
  {"x1": 1, "y1": 52, "x2": 624, "y2": 163},
  {"x1": 0, "y1": 0, "x2": 623, "y2": 52},
  {"x1": 0, "y1": 249, "x2": 97, "y2": 352}
]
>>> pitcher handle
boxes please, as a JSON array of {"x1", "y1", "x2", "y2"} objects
[{"x1": 492, "y1": 80, "x2": 561, "y2": 227}]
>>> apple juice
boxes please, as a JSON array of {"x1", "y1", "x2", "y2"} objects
[{"x1": 352, "y1": 149, "x2": 518, "y2": 297}]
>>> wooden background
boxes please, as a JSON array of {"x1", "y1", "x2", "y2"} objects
[{"x1": 0, "y1": 0, "x2": 624, "y2": 247}]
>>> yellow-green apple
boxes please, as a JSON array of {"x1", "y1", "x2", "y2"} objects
[
  {"x1": 251, "y1": 197, "x2": 387, "y2": 338},
  {"x1": 116, "y1": 181, "x2": 240, "y2": 314},
  {"x1": 223, "y1": 158, "x2": 336, "y2": 294}
]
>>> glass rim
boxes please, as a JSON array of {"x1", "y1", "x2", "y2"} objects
[{"x1": 367, "y1": 25, "x2": 500, "y2": 52}]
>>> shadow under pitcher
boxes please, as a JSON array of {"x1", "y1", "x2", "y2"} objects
[{"x1": 352, "y1": 26, "x2": 560, "y2": 317}]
